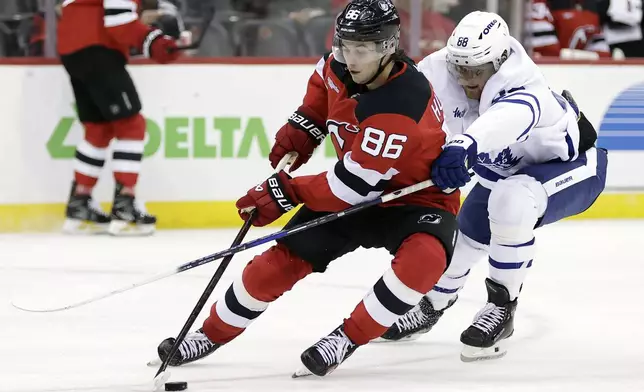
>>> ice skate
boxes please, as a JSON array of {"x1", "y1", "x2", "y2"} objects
[
  {"x1": 293, "y1": 325, "x2": 358, "y2": 378},
  {"x1": 108, "y1": 182, "x2": 156, "y2": 236},
  {"x1": 374, "y1": 296, "x2": 457, "y2": 342},
  {"x1": 62, "y1": 181, "x2": 111, "y2": 234},
  {"x1": 460, "y1": 278, "x2": 517, "y2": 362},
  {"x1": 157, "y1": 328, "x2": 221, "y2": 366}
]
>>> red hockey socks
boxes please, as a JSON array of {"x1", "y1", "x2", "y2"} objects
[
  {"x1": 73, "y1": 122, "x2": 114, "y2": 193},
  {"x1": 202, "y1": 244, "x2": 313, "y2": 344},
  {"x1": 110, "y1": 113, "x2": 146, "y2": 190},
  {"x1": 344, "y1": 233, "x2": 447, "y2": 345}
]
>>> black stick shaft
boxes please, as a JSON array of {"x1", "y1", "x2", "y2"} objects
[{"x1": 155, "y1": 212, "x2": 255, "y2": 377}]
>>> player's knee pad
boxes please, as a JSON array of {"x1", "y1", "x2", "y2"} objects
[
  {"x1": 83, "y1": 122, "x2": 114, "y2": 147},
  {"x1": 392, "y1": 233, "x2": 447, "y2": 294},
  {"x1": 488, "y1": 175, "x2": 547, "y2": 244},
  {"x1": 111, "y1": 113, "x2": 146, "y2": 140},
  {"x1": 241, "y1": 244, "x2": 313, "y2": 302}
]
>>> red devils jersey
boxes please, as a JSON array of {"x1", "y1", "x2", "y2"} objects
[
  {"x1": 289, "y1": 54, "x2": 460, "y2": 215},
  {"x1": 57, "y1": 0, "x2": 152, "y2": 57},
  {"x1": 528, "y1": 0, "x2": 610, "y2": 57}
]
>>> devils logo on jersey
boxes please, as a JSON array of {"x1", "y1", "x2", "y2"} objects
[{"x1": 327, "y1": 119, "x2": 360, "y2": 151}]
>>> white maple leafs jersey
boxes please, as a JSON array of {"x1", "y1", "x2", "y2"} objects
[{"x1": 417, "y1": 37, "x2": 582, "y2": 189}]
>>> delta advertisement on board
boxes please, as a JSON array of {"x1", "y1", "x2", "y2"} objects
[{"x1": 0, "y1": 62, "x2": 642, "y2": 232}]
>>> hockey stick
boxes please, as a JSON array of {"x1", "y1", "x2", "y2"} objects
[
  {"x1": 172, "y1": 4, "x2": 216, "y2": 52},
  {"x1": 151, "y1": 210, "x2": 255, "y2": 390},
  {"x1": 12, "y1": 176, "x2": 442, "y2": 313},
  {"x1": 151, "y1": 153, "x2": 296, "y2": 390}
]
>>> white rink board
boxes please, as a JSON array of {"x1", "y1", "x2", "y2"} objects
[{"x1": 0, "y1": 63, "x2": 642, "y2": 205}]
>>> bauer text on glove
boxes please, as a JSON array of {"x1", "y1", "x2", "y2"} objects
[
  {"x1": 236, "y1": 172, "x2": 301, "y2": 227},
  {"x1": 269, "y1": 107, "x2": 328, "y2": 172}
]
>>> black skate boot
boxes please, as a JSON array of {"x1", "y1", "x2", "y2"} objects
[
  {"x1": 375, "y1": 295, "x2": 458, "y2": 342},
  {"x1": 108, "y1": 183, "x2": 156, "y2": 236},
  {"x1": 63, "y1": 181, "x2": 111, "y2": 234},
  {"x1": 460, "y1": 278, "x2": 517, "y2": 362},
  {"x1": 157, "y1": 328, "x2": 221, "y2": 366},
  {"x1": 293, "y1": 325, "x2": 358, "y2": 378}
]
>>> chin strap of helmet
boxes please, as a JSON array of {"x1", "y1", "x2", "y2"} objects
[{"x1": 362, "y1": 47, "x2": 404, "y2": 85}]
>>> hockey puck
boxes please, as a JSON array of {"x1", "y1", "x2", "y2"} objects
[{"x1": 165, "y1": 381, "x2": 188, "y2": 391}]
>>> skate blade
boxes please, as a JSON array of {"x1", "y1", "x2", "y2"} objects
[
  {"x1": 151, "y1": 371, "x2": 171, "y2": 391},
  {"x1": 108, "y1": 220, "x2": 155, "y2": 236},
  {"x1": 62, "y1": 218, "x2": 109, "y2": 235},
  {"x1": 460, "y1": 343, "x2": 507, "y2": 362},
  {"x1": 371, "y1": 333, "x2": 423, "y2": 343},
  {"x1": 292, "y1": 366, "x2": 314, "y2": 379}
]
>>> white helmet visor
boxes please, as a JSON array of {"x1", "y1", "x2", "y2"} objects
[
  {"x1": 332, "y1": 35, "x2": 396, "y2": 65},
  {"x1": 447, "y1": 62, "x2": 496, "y2": 85}
]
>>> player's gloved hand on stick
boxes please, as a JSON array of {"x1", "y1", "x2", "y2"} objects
[
  {"x1": 236, "y1": 172, "x2": 300, "y2": 227},
  {"x1": 269, "y1": 107, "x2": 327, "y2": 172},
  {"x1": 431, "y1": 134, "x2": 477, "y2": 190},
  {"x1": 143, "y1": 29, "x2": 180, "y2": 64}
]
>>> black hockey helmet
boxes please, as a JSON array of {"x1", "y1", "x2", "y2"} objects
[
  {"x1": 332, "y1": 0, "x2": 401, "y2": 65},
  {"x1": 335, "y1": 0, "x2": 400, "y2": 42}
]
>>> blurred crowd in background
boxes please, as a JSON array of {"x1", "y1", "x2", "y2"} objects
[{"x1": 1, "y1": 0, "x2": 643, "y2": 60}]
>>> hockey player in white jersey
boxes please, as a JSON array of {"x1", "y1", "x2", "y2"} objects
[{"x1": 378, "y1": 11, "x2": 608, "y2": 361}]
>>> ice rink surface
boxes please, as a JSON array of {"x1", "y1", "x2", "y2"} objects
[{"x1": 1, "y1": 220, "x2": 643, "y2": 392}]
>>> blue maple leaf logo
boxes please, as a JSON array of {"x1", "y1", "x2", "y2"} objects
[{"x1": 477, "y1": 147, "x2": 522, "y2": 170}]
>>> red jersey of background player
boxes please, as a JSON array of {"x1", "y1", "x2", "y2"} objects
[
  {"x1": 58, "y1": 0, "x2": 155, "y2": 57},
  {"x1": 528, "y1": 0, "x2": 610, "y2": 57},
  {"x1": 288, "y1": 54, "x2": 460, "y2": 215}
]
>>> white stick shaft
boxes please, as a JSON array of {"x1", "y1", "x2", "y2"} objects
[
  {"x1": 277, "y1": 153, "x2": 296, "y2": 172},
  {"x1": 12, "y1": 269, "x2": 178, "y2": 312},
  {"x1": 380, "y1": 179, "x2": 435, "y2": 203}
]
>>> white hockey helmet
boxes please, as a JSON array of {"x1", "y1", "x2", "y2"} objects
[{"x1": 446, "y1": 11, "x2": 511, "y2": 71}]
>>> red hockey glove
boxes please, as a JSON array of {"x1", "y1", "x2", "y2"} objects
[
  {"x1": 143, "y1": 29, "x2": 180, "y2": 64},
  {"x1": 269, "y1": 108, "x2": 327, "y2": 172},
  {"x1": 236, "y1": 172, "x2": 300, "y2": 227}
]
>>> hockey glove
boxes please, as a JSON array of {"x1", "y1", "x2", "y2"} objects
[
  {"x1": 236, "y1": 171, "x2": 300, "y2": 227},
  {"x1": 431, "y1": 134, "x2": 477, "y2": 190},
  {"x1": 269, "y1": 107, "x2": 327, "y2": 172},
  {"x1": 562, "y1": 90, "x2": 597, "y2": 153},
  {"x1": 143, "y1": 29, "x2": 180, "y2": 64}
]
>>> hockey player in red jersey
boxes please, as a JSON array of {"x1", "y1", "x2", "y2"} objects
[
  {"x1": 156, "y1": 0, "x2": 460, "y2": 377},
  {"x1": 528, "y1": 0, "x2": 611, "y2": 57},
  {"x1": 58, "y1": 0, "x2": 180, "y2": 236}
]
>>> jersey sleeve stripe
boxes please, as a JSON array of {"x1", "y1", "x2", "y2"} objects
[
  {"x1": 503, "y1": 92, "x2": 541, "y2": 120},
  {"x1": 494, "y1": 92, "x2": 541, "y2": 142},
  {"x1": 528, "y1": 35, "x2": 560, "y2": 48},
  {"x1": 564, "y1": 128, "x2": 578, "y2": 161},
  {"x1": 314, "y1": 56, "x2": 325, "y2": 81},
  {"x1": 528, "y1": 20, "x2": 556, "y2": 33},
  {"x1": 328, "y1": 151, "x2": 398, "y2": 203},
  {"x1": 326, "y1": 170, "x2": 384, "y2": 205},
  {"x1": 494, "y1": 99, "x2": 535, "y2": 141},
  {"x1": 104, "y1": 0, "x2": 138, "y2": 10},
  {"x1": 104, "y1": 0, "x2": 138, "y2": 27},
  {"x1": 104, "y1": 11, "x2": 138, "y2": 27},
  {"x1": 343, "y1": 152, "x2": 398, "y2": 186}
]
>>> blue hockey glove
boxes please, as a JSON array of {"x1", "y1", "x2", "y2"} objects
[{"x1": 431, "y1": 134, "x2": 477, "y2": 190}]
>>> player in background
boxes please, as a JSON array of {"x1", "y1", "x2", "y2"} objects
[
  {"x1": 155, "y1": 0, "x2": 460, "y2": 377},
  {"x1": 527, "y1": 0, "x2": 611, "y2": 58},
  {"x1": 378, "y1": 11, "x2": 608, "y2": 362},
  {"x1": 58, "y1": 0, "x2": 180, "y2": 236}
]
